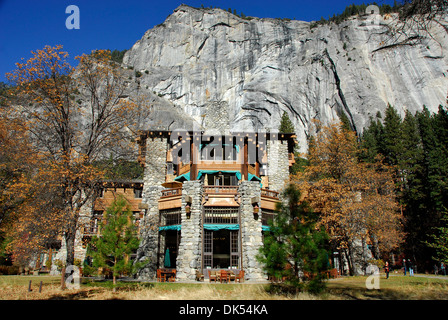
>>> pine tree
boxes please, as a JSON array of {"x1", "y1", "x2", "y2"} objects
[
  {"x1": 257, "y1": 184, "x2": 330, "y2": 294},
  {"x1": 382, "y1": 104, "x2": 404, "y2": 167},
  {"x1": 416, "y1": 106, "x2": 443, "y2": 210},
  {"x1": 400, "y1": 110, "x2": 425, "y2": 205},
  {"x1": 425, "y1": 209, "x2": 448, "y2": 265},
  {"x1": 359, "y1": 114, "x2": 384, "y2": 163},
  {"x1": 89, "y1": 196, "x2": 141, "y2": 290},
  {"x1": 279, "y1": 111, "x2": 295, "y2": 133},
  {"x1": 278, "y1": 111, "x2": 306, "y2": 174},
  {"x1": 432, "y1": 105, "x2": 448, "y2": 210}
]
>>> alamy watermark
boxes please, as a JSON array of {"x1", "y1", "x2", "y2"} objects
[
  {"x1": 362, "y1": 5, "x2": 382, "y2": 30},
  {"x1": 64, "y1": 265, "x2": 81, "y2": 289},
  {"x1": 365, "y1": 265, "x2": 380, "y2": 289},
  {"x1": 66, "y1": 5, "x2": 80, "y2": 30}
]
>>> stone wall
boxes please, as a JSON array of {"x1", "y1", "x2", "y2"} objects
[
  {"x1": 176, "y1": 181, "x2": 203, "y2": 281},
  {"x1": 266, "y1": 139, "x2": 290, "y2": 192},
  {"x1": 239, "y1": 181, "x2": 265, "y2": 281},
  {"x1": 135, "y1": 186, "x2": 163, "y2": 280},
  {"x1": 143, "y1": 136, "x2": 168, "y2": 187},
  {"x1": 135, "y1": 136, "x2": 168, "y2": 280}
]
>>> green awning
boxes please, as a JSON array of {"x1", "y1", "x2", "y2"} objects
[
  {"x1": 203, "y1": 224, "x2": 239, "y2": 231},
  {"x1": 174, "y1": 172, "x2": 190, "y2": 181},
  {"x1": 159, "y1": 225, "x2": 181, "y2": 231},
  {"x1": 197, "y1": 170, "x2": 242, "y2": 180},
  {"x1": 248, "y1": 173, "x2": 262, "y2": 182}
]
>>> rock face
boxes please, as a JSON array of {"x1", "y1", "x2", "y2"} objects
[{"x1": 123, "y1": 4, "x2": 448, "y2": 152}]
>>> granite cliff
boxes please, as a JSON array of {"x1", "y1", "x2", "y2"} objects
[{"x1": 123, "y1": 4, "x2": 448, "y2": 152}]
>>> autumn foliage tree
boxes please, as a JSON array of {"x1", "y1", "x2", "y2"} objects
[
  {"x1": 293, "y1": 121, "x2": 403, "y2": 275},
  {"x1": 4, "y1": 45, "x2": 142, "y2": 272}
]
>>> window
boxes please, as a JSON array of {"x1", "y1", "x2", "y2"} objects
[
  {"x1": 166, "y1": 162, "x2": 174, "y2": 175},
  {"x1": 262, "y1": 209, "x2": 276, "y2": 226},
  {"x1": 203, "y1": 230, "x2": 212, "y2": 268},
  {"x1": 160, "y1": 208, "x2": 182, "y2": 226},
  {"x1": 204, "y1": 207, "x2": 238, "y2": 224},
  {"x1": 134, "y1": 187, "x2": 143, "y2": 198},
  {"x1": 201, "y1": 144, "x2": 238, "y2": 161},
  {"x1": 206, "y1": 173, "x2": 238, "y2": 186}
]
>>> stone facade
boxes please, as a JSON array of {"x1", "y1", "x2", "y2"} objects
[
  {"x1": 239, "y1": 181, "x2": 265, "y2": 281},
  {"x1": 132, "y1": 130, "x2": 296, "y2": 281},
  {"x1": 143, "y1": 136, "x2": 169, "y2": 187},
  {"x1": 136, "y1": 136, "x2": 169, "y2": 280},
  {"x1": 176, "y1": 181, "x2": 203, "y2": 281},
  {"x1": 135, "y1": 186, "x2": 163, "y2": 280},
  {"x1": 267, "y1": 139, "x2": 290, "y2": 192}
]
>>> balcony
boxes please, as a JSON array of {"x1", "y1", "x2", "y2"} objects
[
  {"x1": 203, "y1": 185, "x2": 238, "y2": 194},
  {"x1": 159, "y1": 187, "x2": 182, "y2": 210},
  {"x1": 161, "y1": 187, "x2": 182, "y2": 198},
  {"x1": 83, "y1": 226, "x2": 99, "y2": 237},
  {"x1": 261, "y1": 188, "x2": 279, "y2": 199}
]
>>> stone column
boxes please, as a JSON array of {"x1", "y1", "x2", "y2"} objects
[
  {"x1": 176, "y1": 181, "x2": 203, "y2": 281},
  {"x1": 143, "y1": 136, "x2": 168, "y2": 187},
  {"x1": 239, "y1": 181, "x2": 265, "y2": 281},
  {"x1": 266, "y1": 139, "x2": 290, "y2": 192},
  {"x1": 135, "y1": 136, "x2": 168, "y2": 280},
  {"x1": 135, "y1": 186, "x2": 163, "y2": 280}
]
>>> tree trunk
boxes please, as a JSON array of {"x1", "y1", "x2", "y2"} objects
[
  {"x1": 64, "y1": 228, "x2": 76, "y2": 283},
  {"x1": 65, "y1": 231, "x2": 75, "y2": 268},
  {"x1": 60, "y1": 266, "x2": 66, "y2": 290},
  {"x1": 345, "y1": 246, "x2": 354, "y2": 276},
  {"x1": 369, "y1": 232, "x2": 381, "y2": 260},
  {"x1": 113, "y1": 257, "x2": 117, "y2": 293}
]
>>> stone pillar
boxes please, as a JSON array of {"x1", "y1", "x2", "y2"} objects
[
  {"x1": 239, "y1": 181, "x2": 265, "y2": 281},
  {"x1": 176, "y1": 181, "x2": 203, "y2": 281},
  {"x1": 266, "y1": 139, "x2": 290, "y2": 192},
  {"x1": 135, "y1": 186, "x2": 163, "y2": 280},
  {"x1": 143, "y1": 136, "x2": 168, "y2": 187},
  {"x1": 135, "y1": 136, "x2": 168, "y2": 280}
]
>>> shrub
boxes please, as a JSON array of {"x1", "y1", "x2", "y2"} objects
[{"x1": 0, "y1": 265, "x2": 20, "y2": 275}]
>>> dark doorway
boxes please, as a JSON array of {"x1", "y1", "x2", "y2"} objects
[
  {"x1": 203, "y1": 229, "x2": 240, "y2": 269},
  {"x1": 164, "y1": 230, "x2": 180, "y2": 268},
  {"x1": 213, "y1": 230, "x2": 230, "y2": 268}
]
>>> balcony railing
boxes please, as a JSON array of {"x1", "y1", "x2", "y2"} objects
[
  {"x1": 203, "y1": 185, "x2": 238, "y2": 194},
  {"x1": 261, "y1": 188, "x2": 279, "y2": 199},
  {"x1": 83, "y1": 226, "x2": 98, "y2": 236},
  {"x1": 161, "y1": 187, "x2": 182, "y2": 198}
]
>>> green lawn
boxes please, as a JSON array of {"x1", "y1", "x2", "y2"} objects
[
  {"x1": 1, "y1": 274, "x2": 447, "y2": 300},
  {"x1": 324, "y1": 274, "x2": 448, "y2": 300}
]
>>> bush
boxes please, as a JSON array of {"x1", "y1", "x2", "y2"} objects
[{"x1": 0, "y1": 265, "x2": 20, "y2": 275}]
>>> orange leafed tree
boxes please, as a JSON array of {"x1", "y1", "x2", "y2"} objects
[
  {"x1": 292, "y1": 121, "x2": 404, "y2": 274},
  {"x1": 5, "y1": 45, "x2": 141, "y2": 270}
]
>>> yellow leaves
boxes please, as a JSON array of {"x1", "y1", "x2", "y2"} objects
[
  {"x1": 4, "y1": 44, "x2": 145, "y2": 266},
  {"x1": 293, "y1": 121, "x2": 404, "y2": 253},
  {"x1": 6, "y1": 45, "x2": 74, "y2": 89}
]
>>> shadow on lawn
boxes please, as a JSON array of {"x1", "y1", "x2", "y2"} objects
[
  {"x1": 265, "y1": 278, "x2": 419, "y2": 300},
  {"x1": 47, "y1": 280, "x2": 155, "y2": 300}
]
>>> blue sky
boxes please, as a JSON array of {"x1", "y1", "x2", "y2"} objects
[{"x1": 0, "y1": 0, "x2": 397, "y2": 82}]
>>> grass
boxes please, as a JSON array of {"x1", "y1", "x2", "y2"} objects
[{"x1": 1, "y1": 274, "x2": 447, "y2": 300}]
